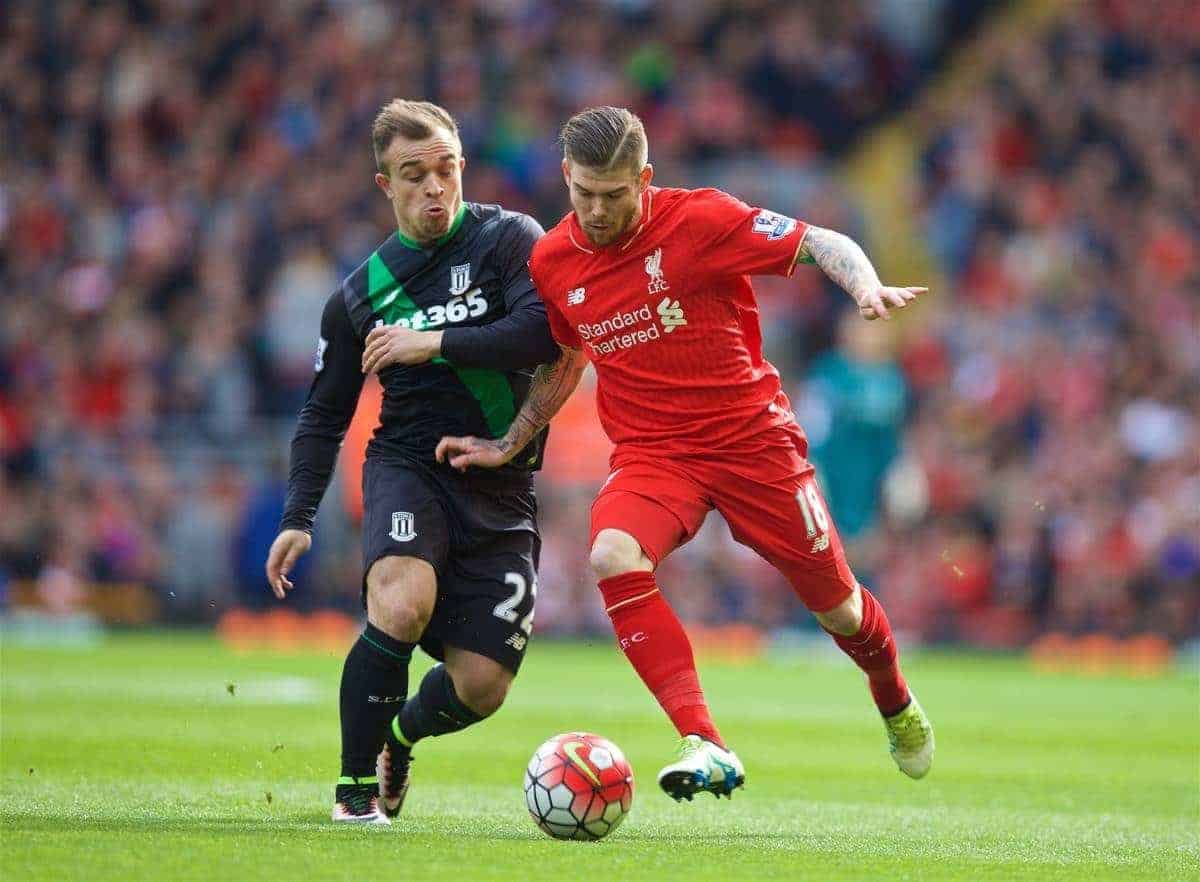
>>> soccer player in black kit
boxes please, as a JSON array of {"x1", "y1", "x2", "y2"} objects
[{"x1": 265, "y1": 100, "x2": 559, "y2": 824}]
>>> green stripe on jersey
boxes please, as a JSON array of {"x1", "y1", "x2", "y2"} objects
[
  {"x1": 452, "y1": 367, "x2": 516, "y2": 438},
  {"x1": 367, "y1": 250, "x2": 417, "y2": 322},
  {"x1": 365, "y1": 244, "x2": 516, "y2": 438}
]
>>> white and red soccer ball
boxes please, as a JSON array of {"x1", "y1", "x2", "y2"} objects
[{"x1": 523, "y1": 732, "x2": 634, "y2": 841}]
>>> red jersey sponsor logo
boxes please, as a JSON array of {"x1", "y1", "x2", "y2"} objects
[
  {"x1": 577, "y1": 302, "x2": 662, "y2": 358},
  {"x1": 575, "y1": 292, "x2": 689, "y2": 359}
]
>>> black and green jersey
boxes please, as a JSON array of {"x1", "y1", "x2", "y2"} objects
[{"x1": 281, "y1": 202, "x2": 559, "y2": 533}]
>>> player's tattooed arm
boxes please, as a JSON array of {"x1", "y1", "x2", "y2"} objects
[
  {"x1": 800, "y1": 226, "x2": 881, "y2": 297},
  {"x1": 799, "y1": 225, "x2": 929, "y2": 321},
  {"x1": 507, "y1": 346, "x2": 588, "y2": 447},
  {"x1": 435, "y1": 345, "x2": 588, "y2": 471}
]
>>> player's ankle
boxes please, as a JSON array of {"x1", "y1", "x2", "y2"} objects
[{"x1": 683, "y1": 731, "x2": 726, "y2": 750}]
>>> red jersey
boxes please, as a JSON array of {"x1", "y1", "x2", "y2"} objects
[{"x1": 529, "y1": 186, "x2": 810, "y2": 456}]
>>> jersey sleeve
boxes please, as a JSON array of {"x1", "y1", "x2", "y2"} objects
[
  {"x1": 279, "y1": 288, "x2": 365, "y2": 532},
  {"x1": 497, "y1": 213, "x2": 546, "y2": 309},
  {"x1": 686, "y1": 188, "x2": 809, "y2": 278},
  {"x1": 438, "y1": 213, "x2": 559, "y2": 369},
  {"x1": 529, "y1": 249, "x2": 583, "y2": 350}
]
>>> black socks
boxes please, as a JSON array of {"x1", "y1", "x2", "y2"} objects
[
  {"x1": 392, "y1": 663, "x2": 483, "y2": 747},
  {"x1": 339, "y1": 624, "x2": 413, "y2": 780}
]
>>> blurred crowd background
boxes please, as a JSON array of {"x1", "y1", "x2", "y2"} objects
[{"x1": 2, "y1": 0, "x2": 1197, "y2": 648}]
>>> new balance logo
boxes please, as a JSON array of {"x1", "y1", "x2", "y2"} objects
[
  {"x1": 810, "y1": 534, "x2": 830, "y2": 553},
  {"x1": 505, "y1": 633, "x2": 528, "y2": 651},
  {"x1": 645, "y1": 248, "x2": 670, "y2": 294},
  {"x1": 567, "y1": 287, "x2": 586, "y2": 306},
  {"x1": 657, "y1": 297, "x2": 687, "y2": 333}
]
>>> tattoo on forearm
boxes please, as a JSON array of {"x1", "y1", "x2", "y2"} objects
[
  {"x1": 801, "y1": 226, "x2": 881, "y2": 301},
  {"x1": 498, "y1": 349, "x2": 586, "y2": 452}
]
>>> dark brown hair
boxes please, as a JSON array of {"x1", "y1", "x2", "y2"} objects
[
  {"x1": 372, "y1": 99, "x2": 460, "y2": 174},
  {"x1": 560, "y1": 106, "x2": 647, "y2": 174}
]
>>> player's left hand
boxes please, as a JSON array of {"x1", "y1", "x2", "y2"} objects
[
  {"x1": 856, "y1": 286, "x2": 928, "y2": 321},
  {"x1": 362, "y1": 325, "x2": 443, "y2": 373},
  {"x1": 436, "y1": 435, "x2": 512, "y2": 471}
]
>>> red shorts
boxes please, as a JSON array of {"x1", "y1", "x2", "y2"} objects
[{"x1": 590, "y1": 426, "x2": 857, "y2": 613}]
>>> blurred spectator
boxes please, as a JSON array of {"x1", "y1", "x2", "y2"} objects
[
  {"x1": 1, "y1": 0, "x2": 1194, "y2": 645},
  {"x1": 800, "y1": 311, "x2": 908, "y2": 540},
  {"x1": 894, "y1": 0, "x2": 1200, "y2": 643}
]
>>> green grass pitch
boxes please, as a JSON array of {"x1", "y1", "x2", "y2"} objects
[{"x1": 2, "y1": 633, "x2": 1196, "y2": 881}]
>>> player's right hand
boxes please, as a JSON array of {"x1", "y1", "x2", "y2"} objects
[
  {"x1": 435, "y1": 435, "x2": 511, "y2": 472},
  {"x1": 265, "y1": 529, "x2": 312, "y2": 599},
  {"x1": 855, "y1": 285, "x2": 928, "y2": 321}
]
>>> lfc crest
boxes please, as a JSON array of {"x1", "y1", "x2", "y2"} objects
[{"x1": 644, "y1": 248, "x2": 669, "y2": 295}]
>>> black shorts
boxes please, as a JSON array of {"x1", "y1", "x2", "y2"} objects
[{"x1": 362, "y1": 458, "x2": 540, "y2": 673}]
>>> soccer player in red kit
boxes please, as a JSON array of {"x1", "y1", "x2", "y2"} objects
[{"x1": 437, "y1": 106, "x2": 934, "y2": 801}]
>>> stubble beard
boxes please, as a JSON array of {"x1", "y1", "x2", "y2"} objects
[
  {"x1": 403, "y1": 205, "x2": 451, "y2": 246},
  {"x1": 584, "y1": 208, "x2": 636, "y2": 247},
  {"x1": 421, "y1": 213, "x2": 450, "y2": 240}
]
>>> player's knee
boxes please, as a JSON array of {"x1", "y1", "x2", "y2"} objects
[
  {"x1": 452, "y1": 668, "x2": 512, "y2": 717},
  {"x1": 458, "y1": 675, "x2": 510, "y2": 718},
  {"x1": 813, "y1": 586, "x2": 863, "y2": 636},
  {"x1": 589, "y1": 530, "x2": 651, "y2": 580},
  {"x1": 365, "y1": 557, "x2": 436, "y2": 641},
  {"x1": 368, "y1": 591, "x2": 431, "y2": 642}
]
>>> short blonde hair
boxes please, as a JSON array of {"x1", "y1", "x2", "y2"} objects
[{"x1": 372, "y1": 99, "x2": 460, "y2": 174}]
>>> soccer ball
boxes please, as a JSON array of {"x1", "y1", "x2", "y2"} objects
[{"x1": 523, "y1": 732, "x2": 634, "y2": 841}]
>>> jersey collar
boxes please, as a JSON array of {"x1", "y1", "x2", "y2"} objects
[
  {"x1": 568, "y1": 187, "x2": 656, "y2": 256},
  {"x1": 395, "y1": 202, "x2": 468, "y2": 251}
]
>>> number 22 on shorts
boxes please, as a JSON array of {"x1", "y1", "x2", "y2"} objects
[{"x1": 493, "y1": 572, "x2": 536, "y2": 636}]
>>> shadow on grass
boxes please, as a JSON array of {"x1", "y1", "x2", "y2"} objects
[
  {"x1": 5, "y1": 815, "x2": 327, "y2": 835},
  {"x1": 2, "y1": 814, "x2": 540, "y2": 839},
  {"x1": 3, "y1": 813, "x2": 820, "y2": 843}
]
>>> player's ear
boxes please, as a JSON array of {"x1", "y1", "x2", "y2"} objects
[
  {"x1": 639, "y1": 163, "x2": 654, "y2": 191},
  {"x1": 561, "y1": 159, "x2": 571, "y2": 187},
  {"x1": 375, "y1": 171, "x2": 392, "y2": 199}
]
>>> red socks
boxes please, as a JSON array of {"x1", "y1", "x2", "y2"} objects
[
  {"x1": 598, "y1": 571, "x2": 724, "y2": 747},
  {"x1": 598, "y1": 573, "x2": 907, "y2": 732},
  {"x1": 825, "y1": 586, "x2": 911, "y2": 717}
]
